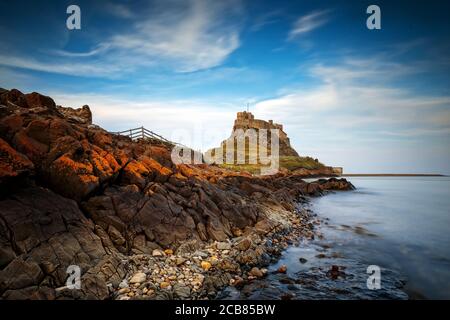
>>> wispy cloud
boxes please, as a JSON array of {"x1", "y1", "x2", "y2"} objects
[
  {"x1": 250, "y1": 9, "x2": 284, "y2": 32},
  {"x1": 0, "y1": 54, "x2": 122, "y2": 77},
  {"x1": 49, "y1": 44, "x2": 111, "y2": 58},
  {"x1": 252, "y1": 54, "x2": 450, "y2": 172},
  {"x1": 310, "y1": 58, "x2": 420, "y2": 84},
  {"x1": 255, "y1": 57, "x2": 450, "y2": 129},
  {"x1": 288, "y1": 10, "x2": 331, "y2": 40},
  {"x1": 0, "y1": 0, "x2": 243, "y2": 76},
  {"x1": 108, "y1": 0, "x2": 242, "y2": 72}
]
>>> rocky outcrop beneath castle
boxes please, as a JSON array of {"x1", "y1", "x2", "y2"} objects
[
  {"x1": 0, "y1": 89, "x2": 354, "y2": 299},
  {"x1": 291, "y1": 167, "x2": 339, "y2": 177}
]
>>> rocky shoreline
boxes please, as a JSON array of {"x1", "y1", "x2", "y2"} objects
[
  {"x1": 0, "y1": 88, "x2": 354, "y2": 300},
  {"x1": 112, "y1": 202, "x2": 320, "y2": 300}
]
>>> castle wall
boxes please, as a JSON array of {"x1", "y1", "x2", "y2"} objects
[
  {"x1": 231, "y1": 111, "x2": 297, "y2": 157},
  {"x1": 234, "y1": 112, "x2": 284, "y2": 132}
]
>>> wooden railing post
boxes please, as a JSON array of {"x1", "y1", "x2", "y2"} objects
[{"x1": 112, "y1": 126, "x2": 181, "y2": 145}]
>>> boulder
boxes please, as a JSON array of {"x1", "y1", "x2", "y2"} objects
[
  {"x1": 216, "y1": 242, "x2": 231, "y2": 250},
  {"x1": 173, "y1": 284, "x2": 191, "y2": 299},
  {"x1": 235, "y1": 237, "x2": 252, "y2": 251},
  {"x1": 248, "y1": 267, "x2": 264, "y2": 278},
  {"x1": 24, "y1": 92, "x2": 56, "y2": 110},
  {"x1": 129, "y1": 272, "x2": 146, "y2": 284},
  {"x1": 277, "y1": 265, "x2": 287, "y2": 273},
  {"x1": 57, "y1": 105, "x2": 92, "y2": 124},
  {"x1": 254, "y1": 219, "x2": 276, "y2": 235},
  {"x1": 201, "y1": 261, "x2": 212, "y2": 271}
]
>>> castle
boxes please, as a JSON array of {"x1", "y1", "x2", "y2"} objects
[
  {"x1": 234, "y1": 111, "x2": 283, "y2": 131},
  {"x1": 231, "y1": 111, "x2": 298, "y2": 157},
  {"x1": 205, "y1": 111, "x2": 344, "y2": 175}
]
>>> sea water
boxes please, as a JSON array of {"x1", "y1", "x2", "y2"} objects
[
  {"x1": 221, "y1": 177, "x2": 450, "y2": 300},
  {"x1": 309, "y1": 176, "x2": 450, "y2": 299}
]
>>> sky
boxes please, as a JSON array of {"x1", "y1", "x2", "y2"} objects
[{"x1": 0, "y1": 0, "x2": 449, "y2": 174}]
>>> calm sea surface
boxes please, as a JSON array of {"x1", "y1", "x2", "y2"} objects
[{"x1": 221, "y1": 177, "x2": 450, "y2": 299}]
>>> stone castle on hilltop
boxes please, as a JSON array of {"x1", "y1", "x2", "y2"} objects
[
  {"x1": 234, "y1": 111, "x2": 284, "y2": 132},
  {"x1": 231, "y1": 111, "x2": 299, "y2": 157}
]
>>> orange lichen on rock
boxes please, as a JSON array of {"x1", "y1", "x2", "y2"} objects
[
  {"x1": 84, "y1": 142, "x2": 120, "y2": 182},
  {"x1": 0, "y1": 137, "x2": 34, "y2": 180},
  {"x1": 139, "y1": 156, "x2": 173, "y2": 182},
  {"x1": 49, "y1": 154, "x2": 99, "y2": 200},
  {"x1": 12, "y1": 130, "x2": 49, "y2": 161},
  {"x1": 177, "y1": 164, "x2": 197, "y2": 178},
  {"x1": 121, "y1": 160, "x2": 151, "y2": 189}
]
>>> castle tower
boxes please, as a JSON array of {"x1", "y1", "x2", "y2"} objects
[{"x1": 230, "y1": 111, "x2": 299, "y2": 157}]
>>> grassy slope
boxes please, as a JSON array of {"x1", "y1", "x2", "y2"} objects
[{"x1": 219, "y1": 156, "x2": 325, "y2": 175}]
